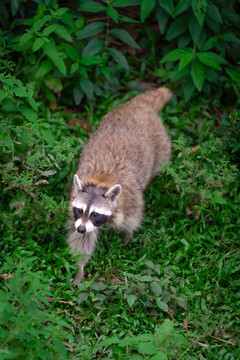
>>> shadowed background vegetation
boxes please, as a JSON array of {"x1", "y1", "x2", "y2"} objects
[{"x1": 0, "y1": 0, "x2": 239, "y2": 359}]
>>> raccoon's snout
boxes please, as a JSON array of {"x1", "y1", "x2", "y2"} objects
[{"x1": 77, "y1": 225, "x2": 86, "y2": 234}]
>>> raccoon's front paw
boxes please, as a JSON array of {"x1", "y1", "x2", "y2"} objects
[
  {"x1": 71, "y1": 278, "x2": 82, "y2": 287},
  {"x1": 71, "y1": 270, "x2": 83, "y2": 286}
]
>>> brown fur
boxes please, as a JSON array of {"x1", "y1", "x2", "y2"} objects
[{"x1": 67, "y1": 87, "x2": 172, "y2": 284}]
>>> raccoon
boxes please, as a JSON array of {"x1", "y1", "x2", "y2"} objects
[{"x1": 67, "y1": 87, "x2": 172, "y2": 285}]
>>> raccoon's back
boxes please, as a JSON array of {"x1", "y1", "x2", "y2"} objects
[{"x1": 78, "y1": 88, "x2": 172, "y2": 189}]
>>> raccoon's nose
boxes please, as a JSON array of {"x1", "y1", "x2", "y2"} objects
[{"x1": 77, "y1": 225, "x2": 86, "y2": 234}]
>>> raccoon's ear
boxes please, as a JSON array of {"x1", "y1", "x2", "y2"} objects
[
  {"x1": 73, "y1": 174, "x2": 84, "y2": 192},
  {"x1": 105, "y1": 184, "x2": 121, "y2": 201}
]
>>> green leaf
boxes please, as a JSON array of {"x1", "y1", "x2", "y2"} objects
[
  {"x1": 183, "y1": 76, "x2": 195, "y2": 100},
  {"x1": 109, "y1": 29, "x2": 140, "y2": 49},
  {"x1": 160, "y1": 47, "x2": 192, "y2": 63},
  {"x1": 207, "y1": 1, "x2": 223, "y2": 24},
  {"x1": 158, "y1": 0, "x2": 174, "y2": 16},
  {"x1": 127, "y1": 294, "x2": 137, "y2": 308},
  {"x1": 139, "y1": 275, "x2": 154, "y2": 282},
  {"x1": 108, "y1": 48, "x2": 129, "y2": 70},
  {"x1": 82, "y1": 39, "x2": 104, "y2": 57},
  {"x1": 14, "y1": 87, "x2": 29, "y2": 97},
  {"x1": 70, "y1": 62, "x2": 79, "y2": 74},
  {"x1": 32, "y1": 15, "x2": 52, "y2": 32},
  {"x1": 106, "y1": 6, "x2": 119, "y2": 22},
  {"x1": 61, "y1": 13, "x2": 75, "y2": 29},
  {"x1": 151, "y1": 282, "x2": 162, "y2": 297},
  {"x1": 0, "y1": 90, "x2": 6, "y2": 102},
  {"x1": 174, "y1": 0, "x2": 190, "y2": 17},
  {"x1": 78, "y1": 1, "x2": 106, "y2": 12},
  {"x1": 78, "y1": 292, "x2": 89, "y2": 304},
  {"x1": 188, "y1": 13, "x2": 202, "y2": 43},
  {"x1": 101, "y1": 66, "x2": 111, "y2": 79},
  {"x1": 20, "y1": 106, "x2": 38, "y2": 122},
  {"x1": 43, "y1": 42, "x2": 67, "y2": 76},
  {"x1": 137, "y1": 342, "x2": 157, "y2": 355},
  {"x1": 41, "y1": 128, "x2": 55, "y2": 146},
  {"x1": 112, "y1": 0, "x2": 140, "y2": 6},
  {"x1": 166, "y1": 16, "x2": 188, "y2": 40},
  {"x1": 191, "y1": 59, "x2": 205, "y2": 91},
  {"x1": 64, "y1": 44, "x2": 79, "y2": 61},
  {"x1": 192, "y1": 0, "x2": 207, "y2": 25},
  {"x1": 196, "y1": 52, "x2": 222, "y2": 70},
  {"x1": 178, "y1": 51, "x2": 193, "y2": 70},
  {"x1": 19, "y1": 32, "x2": 33, "y2": 46},
  {"x1": 80, "y1": 56, "x2": 102, "y2": 66},
  {"x1": 156, "y1": 300, "x2": 169, "y2": 313},
  {"x1": 78, "y1": 22, "x2": 106, "y2": 39},
  {"x1": 141, "y1": 0, "x2": 157, "y2": 22},
  {"x1": 156, "y1": 7, "x2": 169, "y2": 35},
  {"x1": 151, "y1": 353, "x2": 168, "y2": 360},
  {"x1": 225, "y1": 68, "x2": 240, "y2": 83},
  {"x1": 43, "y1": 24, "x2": 72, "y2": 42},
  {"x1": 80, "y1": 78, "x2": 94, "y2": 99},
  {"x1": 203, "y1": 36, "x2": 218, "y2": 51},
  {"x1": 35, "y1": 60, "x2": 52, "y2": 78},
  {"x1": 73, "y1": 87, "x2": 84, "y2": 106},
  {"x1": 32, "y1": 38, "x2": 45, "y2": 52}
]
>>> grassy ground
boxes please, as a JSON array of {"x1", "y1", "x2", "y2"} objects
[{"x1": 1, "y1": 94, "x2": 239, "y2": 359}]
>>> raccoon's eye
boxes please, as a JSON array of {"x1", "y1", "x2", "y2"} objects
[
  {"x1": 92, "y1": 212, "x2": 99, "y2": 218},
  {"x1": 73, "y1": 207, "x2": 83, "y2": 219}
]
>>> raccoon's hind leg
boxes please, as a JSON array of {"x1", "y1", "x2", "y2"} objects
[
  {"x1": 67, "y1": 230, "x2": 98, "y2": 285},
  {"x1": 124, "y1": 230, "x2": 133, "y2": 246}
]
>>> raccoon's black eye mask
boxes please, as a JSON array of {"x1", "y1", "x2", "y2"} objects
[
  {"x1": 90, "y1": 212, "x2": 109, "y2": 227},
  {"x1": 73, "y1": 207, "x2": 83, "y2": 220}
]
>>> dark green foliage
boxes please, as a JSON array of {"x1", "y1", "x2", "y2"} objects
[
  {"x1": 1, "y1": 0, "x2": 240, "y2": 104},
  {"x1": 0, "y1": 1, "x2": 240, "y2": 359}
]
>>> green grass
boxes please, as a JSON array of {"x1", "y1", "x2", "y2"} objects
[{"x1": 1, "y1": 95, "x2": 239, "y2": 359}]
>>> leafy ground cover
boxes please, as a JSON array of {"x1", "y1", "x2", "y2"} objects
[{"x1": 1, "y1": 1, "x2": 240, "y2": 359}]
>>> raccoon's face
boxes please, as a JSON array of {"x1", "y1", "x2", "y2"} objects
[{"x1": 72, "y1": 174, "x2": 121, "y2": 234}]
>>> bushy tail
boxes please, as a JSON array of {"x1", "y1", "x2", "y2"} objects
[{"x1": 132, "y1": 87, "x2": 172, "y2": 111}]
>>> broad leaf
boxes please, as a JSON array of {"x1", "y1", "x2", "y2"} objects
[
  {"x1": 191, "y1": 59, "x2": 205, "y2": 91},
  {"x1": 32, "y1": 38, "x2": 45, "y2": 52},
  {"x1": 35, "y1": 60, "x2": 52, "y2": 78},
  {"x1": 78, "y1": 1, "x2": 106, "y2": 12},
  {"x1": 160, "y1": 48, "x2": 192, "y2": 63},
  {"x1": 80, "y1": 78, "x2": 94, "y2": 99},
  {"x1": 225, "y1": 68, "x2": 240, "y2": 83},
  {"x1": 192, "y1": 0, "x2": 207, "y2": 25},
  {"x1": 108, "y1": 48, "x2": 129, "y2": 70},
  {"x1": 78, "y1": 22, "x2": 106, "y2": 39},
  {"x1": 43, "y1": 42, "x2": 67, "y2": 76},
  {"x1": 207, "y1": 1, "x2": 223, "y2": 24},
  {"x1": 82, "y1": 39, "x2": 104, "y2": 57},
  {"x1": 196, "y1": 52, "x2": 222, "y2": 70},
  {"x1": 178, "y1": 51, "x2": 193, "y2": 70},
  {"x1": 156, "y1": 7, "x2": 169, "y2": 35},
  {"x1": 141, "y1": 0, "x2": 156, "y2": 22},
  {"x1": 158, "y1": 0, "x2": 174, "y2": 16},
  {"x1": 64, "y1": 44, "x2": 79, "y2": 61},
  {"x1": 109, "y1": 29, "x2": 140, "y2": 49},
  {"x1": 156, "y1": 300, "x2": 169, "y2": 313},
  {"x1": 80, "y1": 56, "x2": 102, "y2": 66},
  {"x1": 106, "y1": 6, "x2": 119, "y2": 22},
  {"x1": 20, "y1": 106, "x2": 38, "y2": 122},
  {"x1": 166, "y1": 16, "x2": 188, "y2": 40},
  {"x1": 174, "y1": 0, "x2": 190, "y2": 17},
  {"x1": 127, "y1": 294, "x2": 137, "y2": 308}
]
